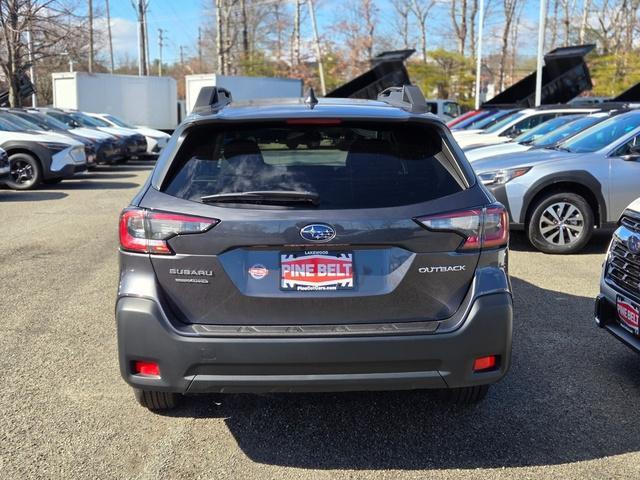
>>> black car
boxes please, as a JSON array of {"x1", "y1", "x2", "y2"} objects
[
  {"x1": 36, "y1": 108, "x2": 126, "y2": 165},
  {"x1": 116, "y1": 86, "x2": 513, "y2": 411}
]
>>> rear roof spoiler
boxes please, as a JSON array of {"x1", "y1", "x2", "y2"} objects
[
  {"x1": 326, "y1": 49, "x2": 415, "y2": 100},
  {"x1": 482, "y1": 44, "x2": 596, "y2": 108}
]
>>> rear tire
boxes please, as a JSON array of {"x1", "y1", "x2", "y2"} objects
[
  {"x1": 5, "y1": 152, "x2": 42, "y2": 190},
  {"x1": 446, "y1": 385, "x2": 490, "y2": 405},
  {"x1": 133, "y1": 388, "x2": 179, "y2": 411},
  {"x1": 527, "y1": 192, "x2": 594, "y2": 254}
]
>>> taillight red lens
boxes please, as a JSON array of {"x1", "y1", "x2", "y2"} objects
[
  {"x1": 483, "y1": 206, "x2": 509, "y2": 248},
  {"x1": 415, "y1": 205, "x2": 508, "y2": 250},
  {"x1": 119, "y1": 208, "x2": 218, "y2": 255}
]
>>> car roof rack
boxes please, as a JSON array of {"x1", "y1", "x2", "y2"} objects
[
  {"x1": 193, "y1": 86, "x2": 232, "y2": 113},
  {"x1": 377, "y1": 85, "x2": 429, "y2": 114}
]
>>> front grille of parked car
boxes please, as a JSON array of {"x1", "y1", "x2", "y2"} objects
[
  {"x1": 621, "y1": 215, "x2": 640, "y2": 233},
  {"x1": 607, "y1": 236, "x2": 640, "y2": 297}
]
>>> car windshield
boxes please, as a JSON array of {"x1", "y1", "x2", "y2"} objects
[
  {"x1": 560, "y1": 112, "x2": 640, "y2": 153},
  {"x1": 531, "y1": 115, "x2": 604, "y2": 148},
  {"x1": 452, "y1": 110, "x2": 492, "y2": 129},
  {"x1": 12, "y1": 112, "x2": 51, "y2": 130},
  {"x1": 0, "y1": 112, "x2": 39, "y2": 130},
  {"x1": 105, "y1": 114, "x2": 134, "y2": 128},
  {"x1": 35, "y1": 113, "x2": 71, "y2": 131},
  {"x1": 87, "y1": 115, "x2": 112, "y2": 127},
  {"x1": 0, "y1": 117, "x2": 20, "y2": 132},
  {"x1": 70, "y1": 112, "x2": 103, "y2": 128},
  {"x1": 484, "y1": 112, "x2": 526, "y2": 134},
  {"x1": 163, "y1": 121, "x2": 467, "y2": 209},
  {"x1": 467, "y1": 110, "x2": 515, "y2": 130},
  {"x1": 513, "y1": 115, "x2": 583, "y2": 144}
]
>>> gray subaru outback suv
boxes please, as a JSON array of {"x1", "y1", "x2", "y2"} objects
[{"x1": 116, "y1": 86, "x2": 513, "y2": 411}]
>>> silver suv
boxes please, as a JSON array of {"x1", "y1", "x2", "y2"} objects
[{"x1": 473, "y1": 110, "x2": 640, "y2": 253}]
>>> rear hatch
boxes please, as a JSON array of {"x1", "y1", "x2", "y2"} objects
[{"x1": 137, "y1": 120, "x2": 491, "y2": 327}]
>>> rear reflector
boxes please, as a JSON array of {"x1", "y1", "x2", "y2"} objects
[
  {"x1": 415, "y1": 204, "x2": 509, "y2": 251},
  {"x1": 473, "y1": 355, "x2": 498, "y2": 372},
  {"x1": 119, "y1": 208, "x2": 218, "y2": 255},
  {"x1": 133, "y1": 361, "x2": 160, "y2": 377}
]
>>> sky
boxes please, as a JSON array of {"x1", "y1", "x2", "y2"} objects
[{"x1": 103, "y1": 0, "x2": 544, "y2": 68}]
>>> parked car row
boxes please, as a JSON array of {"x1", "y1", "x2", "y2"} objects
[
  {"x1": 0, "y1": 108, "x2": 170, "y2": 190},
  {"x1": 448, "y1": 103, "x2": 640, "y2": 254}
]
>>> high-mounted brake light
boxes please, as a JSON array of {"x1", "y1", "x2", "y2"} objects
[
  {"x1": 119, "y1": 208, "x2": 218, "y2": 255},
  {"x1": 286, "y1": 118, "x2": 342, "y2": 125},
  {"x1": 415, "y1": 205, "x2": 509, "y2": 250}
]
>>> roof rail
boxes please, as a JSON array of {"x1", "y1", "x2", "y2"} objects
[
  {"x1": 377, "y1": 85, "x2": 429, "y2": 114},
  {"x1": 193, "y1": 86, "x2": 232, "y2": 113}
]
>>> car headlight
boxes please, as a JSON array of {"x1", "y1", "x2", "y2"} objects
[
  {"x1": 39, "y1": 142, "x2": 69, "y2": 153},
  {"x1": 478, "y1": 167, "x2": 532, "y2": 186}
]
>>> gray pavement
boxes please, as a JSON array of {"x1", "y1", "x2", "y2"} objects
[{"x1": 1, "y1": 161, "x2": 639, "y2": 479}]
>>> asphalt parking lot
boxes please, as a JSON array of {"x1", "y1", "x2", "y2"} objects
[{"x1": 2, "y1": 161, "x2": 640, "y2": 479}]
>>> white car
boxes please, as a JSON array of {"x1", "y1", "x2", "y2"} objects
[
  {"x1": 0, "y1": 147, "x2": 8, "y2": 182},
  {"x1": 87, "y1": 112, "x2": 170, "y2": 155},
  {"x1": 453, "y1": 107, "x2": 599, "y2": 150},
  {"x1": 464, "y1": 113, "x2": 607, "y2": 162},
  {"x1": 0, "y1": 117, "x2": 86, "y2": 190}
]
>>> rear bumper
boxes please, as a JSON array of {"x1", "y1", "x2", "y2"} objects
[{"x1": 117, "y1": 293, "x2": 513, "y2": 394}]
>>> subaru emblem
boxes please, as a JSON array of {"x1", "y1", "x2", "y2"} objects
[
  {"x1": 629, "y1": 235, "x2": 640, "y2": 254},
  {"x1": 300, "y1": 224, "x2": 336, "y2": 242}
]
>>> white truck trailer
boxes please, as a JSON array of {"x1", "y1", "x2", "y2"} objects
[
  {"x1": 185, "y1": 74, "x2": 303, "y2": 113},
  {"x1": 51, "y1": 72, "x2": 178, "y2": 130}
]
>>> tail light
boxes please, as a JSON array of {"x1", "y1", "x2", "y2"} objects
[
  {"x1": 119, "y1": 208, "x2": 218, "y2": 255},
  {"x1": 415, "y1": 204, "x2": 508, "y2": 250}
]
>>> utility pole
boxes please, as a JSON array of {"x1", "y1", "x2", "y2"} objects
[
  {"x1": 106, "y1": 0, "x2": 114, "y2": 73},
  {"x1": 198, "y1": 27, "x2": 203, "y2": 72},
  {"x1": 26, "y1": 29, "x2": 36, "y2": 107},
  {"x1": 307, "y1": 0, "x2": 326, "y2": 95},
  {"x1": 132, "y1": 0, "x2": 149, "y2": 76},
  {"x1": 474, "y1": 0, "x2": 484, "y2": 110},
  {"x1": 157, "y1": 29, "x2": 163, "y2": 76},
  {"x1": 293, "y1": 0, "x2": 301, "y2": 66},
  {"x1": 535, "y1": 0, "x2": 547, "y2": 107},
  {"x1": 215, "y1": 0, "x2": 224, "y2": 74},
  {"x1": 88, "y1": 0, "x2": 94, "y2": 73},
  {"x1": 180, "y1": 45, "x2": 185, "y2": 67}
]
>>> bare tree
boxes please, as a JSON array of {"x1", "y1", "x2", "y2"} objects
[
  {"x1": 450, "y1": 0, "x2": 472, "y2": 55},
  {"x1": 391, "y1": 0, "x2": 411, "y2": 49},
  {"x1": 409, "y1": 0, "x2": 435, "y2": 61},
  {"x1": 497, "y1": 0, "x2": 519, "y2": 90},
  {"x1": 0, "y1": 0, "x2": 78, "y2": 106}
]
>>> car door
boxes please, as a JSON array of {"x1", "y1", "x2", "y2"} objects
[{"x1": 608, "y1": 132, "x2": 640, "y2": 219}]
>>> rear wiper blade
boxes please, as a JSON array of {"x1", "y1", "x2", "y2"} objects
[{"x1": 201, "y1": 190, "x2": 320, "y2": 206}]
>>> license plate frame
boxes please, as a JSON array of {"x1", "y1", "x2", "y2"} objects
[
  {"x1": 616, "y1": 294, "x2": 640, "y2": 335},
  {"x1": 280, "y1": 250, "x2": 354, "y2": 292}
]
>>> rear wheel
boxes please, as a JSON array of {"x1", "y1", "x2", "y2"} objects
[
  {"x1": 5, "y1": 153, "x2": 42, "y2": 190},
  {"x1": 446, "y1": 385, "x2": 490, "y2": 405},
  {"x1": 133, "y1": 388, "x2": 179, "y2": 411},
  {"x1": 527, "y1": 192, "x2": 594, "y2": 254}
]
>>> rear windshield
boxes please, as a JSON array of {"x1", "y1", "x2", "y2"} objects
[{"x1": 162, "y1": 122, "x2": 467, "y2": 209}]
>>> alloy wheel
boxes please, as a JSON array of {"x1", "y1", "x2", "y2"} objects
[{"x1": 538, "y1": 201, "x2": 585, "y2": 246}]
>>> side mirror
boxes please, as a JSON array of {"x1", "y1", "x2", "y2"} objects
[
  {"x1": 621, "y1": 153, "x2": 640, "y2": 161},
  {"x1": 69, "y1": 120, "x2": 80, "y2": 128}
]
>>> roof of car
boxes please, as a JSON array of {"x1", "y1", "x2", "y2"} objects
[{"x1": 186, "y1": 97, "x2": 444, "y2": 124}]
